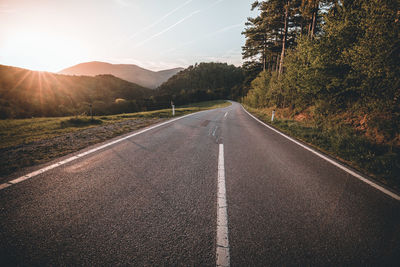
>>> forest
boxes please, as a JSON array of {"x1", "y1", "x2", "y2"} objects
[
  {"x1": 242, "y1": 0, "x2": 399, "y2": 142},
  {"x1": 241, "y1": 0, "x2": 399, "y2": 184},
  {"x1": 156, "y1": 62, "x2": 244, "y2": 105}
]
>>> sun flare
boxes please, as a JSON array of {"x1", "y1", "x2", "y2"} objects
[{"x1": 3, "y1": 29, "x2": 87, "y2": 72}]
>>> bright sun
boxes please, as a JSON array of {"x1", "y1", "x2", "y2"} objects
[{"x1": 2, "y1": 29, "x2": 87, "y2": 72}]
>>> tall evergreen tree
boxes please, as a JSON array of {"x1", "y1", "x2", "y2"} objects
[{"x1": 242, "y1": 0, "x2": 305, "y2": 76}]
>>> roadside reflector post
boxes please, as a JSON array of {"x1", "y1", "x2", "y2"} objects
[
  {"x1": 171, "y1": 101, "x2": 175, "y2": 116},
  {"x1": 271, "y1": 110, "x2": 275, "y2": 122},
  {"x1": 89, "y1": 104, "x2": 93, "y2": 121}
]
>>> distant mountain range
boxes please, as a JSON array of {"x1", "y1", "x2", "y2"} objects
[
  {"x1": 59, "y1": 61, "x2": 183, "y2": 89},
  {"x1": 0, "y1": 64, "x2": 153, "y2": 118}
]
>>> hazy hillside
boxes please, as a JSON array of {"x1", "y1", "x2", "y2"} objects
[
  {"x1": 0, "y1": 64, "x2": 153, "y2": 118},
  {"x1": 59, "y1": 61, "x2": 183, "y2": 89}
]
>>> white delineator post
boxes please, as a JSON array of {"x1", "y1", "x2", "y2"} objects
[
  {"x1": 171, "y1": 101, "x2": 175, "y2": 116},
  {"x1": 271, "y1": 110, "x2": 275, "y2": 122},
  {"x1": 216, "y1": 144, "x2": 230, "y2": 267}
]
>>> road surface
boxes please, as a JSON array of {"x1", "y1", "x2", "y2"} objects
[{"x1": 1, "y1": 102, "x2": 399, "y2": 266}]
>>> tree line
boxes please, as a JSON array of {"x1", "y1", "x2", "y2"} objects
[
  {"x1": 156, "y1": 62, "x2": 244, "y2": 105},
  {"x1": 242, "y1": 0, "x2": 400, "y2": 145},
  {"x1": 242, "y1": 0, "x2": 332, "y2": 76}
]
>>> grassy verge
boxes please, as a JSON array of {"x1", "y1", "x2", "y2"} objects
[
  {"x1": 0, "y1": 100, "x2": 230, "y2": 149},
  {"x1": 0, "y1": 100, "x2": 230, "y2": 178},
  {"x1": 244, "y1": 105, "x2": 400, "y2": 192}
]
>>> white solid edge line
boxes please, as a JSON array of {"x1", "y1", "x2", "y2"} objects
[
  {"x1": 241, "y1": 105, "x2": 400, "y2": 201},
  {"x1": 216, "y1": 143, "x2": 230, "y2": 267},
  {"x1": 0, "y1": 109, "x2": 210, "y2": 191}
]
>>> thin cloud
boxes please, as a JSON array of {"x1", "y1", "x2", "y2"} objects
[
  {"x1": 129, "y1": 0, "x2": 194, "y2": 40},
  {"x1": 134, "y1": 10, "x2": 201, "y2": 48},
  {"x1": 164, "y1": 23, "x2": 242, "y2": 53},
  {"x1": 119, "y1": 0, "x2": 226, "y2": 48}
]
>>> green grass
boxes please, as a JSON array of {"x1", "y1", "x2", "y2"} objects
[
  {"x1": 0, "y1": 100, "x2": 230, "y2": 150},
  {"x1": 244, "y1": 105, "x2": 400, "y2": 191}
]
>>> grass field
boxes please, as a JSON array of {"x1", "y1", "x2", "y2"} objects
[{"x1": 0, "y1": 100, "x2": 230, "y2": 178}]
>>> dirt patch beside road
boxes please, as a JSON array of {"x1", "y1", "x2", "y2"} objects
[{"x1": 0, "y1": 118, "x2": 165, "y2": 181}]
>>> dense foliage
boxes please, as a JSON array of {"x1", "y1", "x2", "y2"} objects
[
  {"x1": 242, "y1": 0, "x2": 333, "y2": 74},
  {"x1": 243, "y1": 0, "x2": 400, "y2": 145},
  {"x1": 157, "y1": 62, "x2": 244, "y2": 105},
  {"x1": 242, "y1": 0, "x2": 400, "y2": 183}
]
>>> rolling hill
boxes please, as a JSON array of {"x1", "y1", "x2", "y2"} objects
[
  {"x1": 0, "y1": 64, "x2": 153, "y2": 118},
  {"x1": 158, "y1": 62, "x2": 244, "y2": 104},
  {"x1": 59, "y1": 61, "x2": 183, "y2": 89}
]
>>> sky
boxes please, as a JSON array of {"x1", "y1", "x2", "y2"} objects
[{"x1": 0, "y1": 0, "x2": 255, "y2": 72}]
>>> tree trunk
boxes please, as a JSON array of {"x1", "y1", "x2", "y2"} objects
[
  {"x1": 269, "y1": 54, "x2": 273, "y2": 72},
  {"x1": 279, "y1": 1, "x2": 290, "y2": 76},
  {"x1": 300, "y1": 19, "x2": 303, "y2": 36},
  {"x1": 311, "y1": 1, "x2": 319, "y2": 39},
  {"x1": 263, "y1": 35, "x2": 267, "y2": 71},
  {"x1": 262, "y1": 53, "x2": 266, "y2": 71},
  {"x1": 276, "y1": 54, "x2": 280, "y2": 72}
]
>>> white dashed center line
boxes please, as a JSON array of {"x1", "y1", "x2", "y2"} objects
[
  {"x1": 216, "y1": 143, "x2": 230, "y2": 266},
  {"x1": 212, "y1": 126, "x2": 218, "y2": 136}
]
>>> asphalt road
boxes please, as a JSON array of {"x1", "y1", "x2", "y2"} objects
[{"x1": 1, "y1": 102, "x2": 399, "y2": 266}]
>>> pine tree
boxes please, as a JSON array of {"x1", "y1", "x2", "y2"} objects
[
  {"x1": 242, "y1": 16, "x2": 268, "y2": 71},
  {"x1": 243, "y1": 1, "x2": 306, "y2": 76}
]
